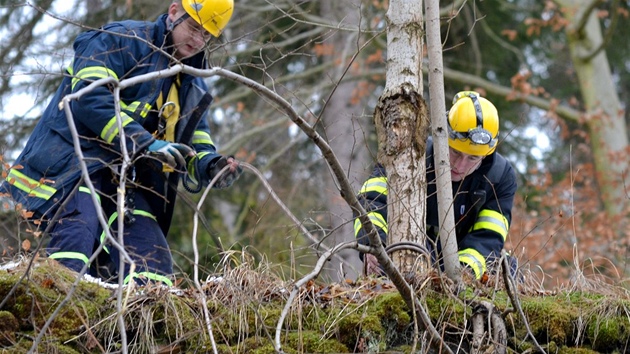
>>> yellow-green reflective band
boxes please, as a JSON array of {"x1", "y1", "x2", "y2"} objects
[
  {"x1": 79, "y1": 186, "x2": 101, "y2": 204},
  {"x1": 49, "y1": 252, "x2": 90, "y2": 265},
  {"x1": 459, "y1": 248, "x2": 486, "y2": 279},
  {"x1": 187, "y1": 152, "x2": 211, "y2": 184},
  {"x1": 472, "y1": 209, "x2": 509, "y2": 241},
  {"x1": 101, "y1": 113, "x2": 134, "y2": 143},
  {"x1": 192, "y1": 131, "x2": 214, "y2": 145},
  {"x1": 187, "y1": 156, "x2": 200, "y2": 184},
  {"x1": 67, "y1": 59, "x2": 74, "y2": 75},
  {"x1": 195, "y1": 152, "x2": 211, "y2": 160},
  {"x1": 7, "y1": 169, "x2": 57, "y2": 201},
  {"x1": 353, "y1": 212, "x2": 388, "y2": 237},
  {"x1": 99, "y1": 212, "x2": 120, "y2": 253},
  {"x1": 72, "y1": 66, "x2": 119, "y2": 91},
  {"x1": 100, "y1": 210, "x2": 157, "y2": 249},
  {"x1": 132, "y1": 209, "x2": 156, "y2": 221},
  {"x1": 359, "y1": 177, "x2": 388, "y2": 196},
  {"x1": 80, "y1": 186, "x2": 107, "y2": 252},
  {"x1": 124, "y1": 271, "x2": 173, "y2": 286},
  {"x1": 121, "y1": 101, "x2": 151, "y2": 119}
]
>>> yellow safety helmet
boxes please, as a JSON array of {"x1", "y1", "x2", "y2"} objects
[
  {"x1": 182, "y1": 0, "x2": 234, "y2": 37},
  {"x1": 447, "y1": 91, "x2": 499, "y2": 156}
]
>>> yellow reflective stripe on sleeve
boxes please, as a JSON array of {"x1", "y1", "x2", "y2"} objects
[
  {"x1": 354, "y1": 211, "x2": 388, "y2": 237},
  {"x1": 124, "y1": 272, "x2": 173, "y2": 286},
  {"x1": 49, "y1": 252, "x2": 90, "y2": 265},
  {"x1": 101, "y1": 113, "x2": 134, "y2": 143},
  {"x1": 459, "y1": 248, "x2": 486, "y2": 279},
  {"x1": 195, "y1": 152, "x2": 211, "y2": 160},
  {"x1": 187, "y1": 152, "x2": 211, "y2": 184},
  {"x1": 121, "y1": 101, "x2": 152, "y2": 119},
  {"x1": 6, "y1": 169, "x2": 57, "y2": 201},
  {"x1": 353, "y1": 218, "x2": 362, "y2": 237},
  {"x1": 472, "y1": 209, "x2": 509, "y2": 241},
  {"x1": 359, "y1": 177, "x2": 388, "y2": 196},
  {"x1": 192, "y1": 131, "x2": 214, "y2": 145},
  {"x1": 72, "y1": 66, "x2": 119, "y2": 90}
]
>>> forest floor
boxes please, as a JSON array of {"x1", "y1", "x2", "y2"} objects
[{"x1": 1, "y1": 254, "x2": 630, "y2": 354}]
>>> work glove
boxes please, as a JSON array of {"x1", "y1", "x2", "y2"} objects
[
  {"x1": 206, "y1": 156, "x2": 243, "y2": 189},
  {"x1": 147, "y1": 140, "x2": 194, "y2": 170},
  {"x1": 363, "y1": 254, "x2": 385, "y2": 277}
]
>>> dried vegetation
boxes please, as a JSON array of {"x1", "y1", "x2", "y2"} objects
[{"x1": 1, "y1": 252, "x2": 630, "y2": 353}]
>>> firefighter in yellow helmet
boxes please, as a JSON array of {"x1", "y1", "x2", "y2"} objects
[
  {"x1": 181, "y1": 0, "x2": 234, "y2": 37},
  {"x1": 354, "y1": 91, "x2": 518, "y2": 280},
  {"x1": 170, "y1": 0, "x2": 234, "y2": 59},
  {"x1": 1, "y1": 0, "x2": 242, "y2": 286},
  {"x1": 447, "y1": 91, "x2": 500, "y2": 156}
]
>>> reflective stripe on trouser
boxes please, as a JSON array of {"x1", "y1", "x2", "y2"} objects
[
  {"x1": 104, "y1": 199, "x2": 173, "y2": 286},
  {"x1": 47, "y1": 171, "x2": 173, "y2": 285},
  {"x1": 48, "y1": 186, "x2": 102, "y2": 273}
]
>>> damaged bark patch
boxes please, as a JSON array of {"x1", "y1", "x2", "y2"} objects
[{"x1": 374, "y1": 84, "x2": 429, "y2": 164}]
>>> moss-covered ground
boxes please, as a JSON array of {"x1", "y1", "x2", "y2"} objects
[{"x1": 1, "y1": 258, "x2": 630, "y2": 353}]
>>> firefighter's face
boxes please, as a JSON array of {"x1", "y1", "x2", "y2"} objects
[
  {"x1": 169, "y1": 5, "x2": 211, "y2": 60},
  {"x1": 449, "y1": 147, "x2": 483, "y2": 182}
]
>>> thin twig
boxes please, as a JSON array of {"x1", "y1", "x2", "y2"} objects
[{"x1": 501, "y1": 250, "x2": 546, "y2": 354}]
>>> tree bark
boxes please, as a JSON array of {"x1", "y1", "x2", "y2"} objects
[
  {"x1": 555, "y1": 0, "x2": 630, "y2": 218},
  {"x1": 425, "y1": 0, "x2": 461, "y2": 282},
  {"x1": 375, "y1": 0, "x2": 429, "y2": 275}
]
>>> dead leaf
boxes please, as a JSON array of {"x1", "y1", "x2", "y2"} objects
[{"x1": 22, "y1": 239, "x2": 31, "y2": 252}]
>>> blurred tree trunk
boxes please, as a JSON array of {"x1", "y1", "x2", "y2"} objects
[
  {"x1": 375, "y1": 0, "x2": 429, "y2": 275},
  {"x1": 319, "y1": 1, "x2": 369, "y2": 281},
  {"x1": 425, "y1": 0, "x2": 460, "y2": 281},
  {"x1": 554, "y1": 0, "x2": 629, "y2": 218}
]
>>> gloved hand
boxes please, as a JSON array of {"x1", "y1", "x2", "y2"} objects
[
  {"x1": 206, "y1": 156, "x2": 243, "y2": 189},
  {"x1": 363, "y1": 254, "x2": 384, "y2": 277},
  {"x1": 147, "y1": 140, "x2": 194, "y2": 170}
]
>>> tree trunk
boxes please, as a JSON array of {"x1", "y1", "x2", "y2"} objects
[
  {"x1": 375, "y1": 0, "x2": 429, "y2": 275},
  {"x1": 556, "y1": 0, "x2": 630, "y2": 218},
  {"x1": 425, "y1": 0, "x2": 461, "y2": 282}
]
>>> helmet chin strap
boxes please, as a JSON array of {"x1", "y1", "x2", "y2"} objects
[{"x1": 168, "y1": 12, "x2": 190, "y2": 31}]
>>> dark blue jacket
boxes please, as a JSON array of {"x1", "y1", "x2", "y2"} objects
[
  {"x1": 354, "y1": 138, "x2": 517, "y2": 278},
  {"x1": 2, "y1": 14, "x2": 221, "y2": 232}
]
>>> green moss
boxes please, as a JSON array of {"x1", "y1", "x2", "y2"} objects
[
  {"x1": 0, "y1": 338, "x2": 82, "y2": 354},
  {"x1": 214, "y1": 331, "x2": 349, "y2": 354},
  {"x1": 519, "y1": 296, "x2": 576, "y2": 344},
  {"x1": 0, "y1": 310, "x2": 18, "y2": 347},
  {"x1": 587, "y1": 317, "x2": 628, "y2": 352},
  {"x1": 425, "y1": 289, "x2": 468, "y2": 327},
  {"x1": 337, "y1": 307, "x2": 384, "y2": 350},
  {"x1": 373, "y1": 292, "x2": 411, "y2": 325},
  {"x1": 557, "y1": 347, "x2": 600, "y2": 354},
  {"x1": 284, "y1": 331, "x2": 349, "y2": 353},
  {"x1": 6, "y1": 259, "x2": 630, "y2": 353}
]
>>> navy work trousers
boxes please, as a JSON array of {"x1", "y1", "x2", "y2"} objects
[{"x1": 46, "y1": 170, "x2": 173, "y2": 285}]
